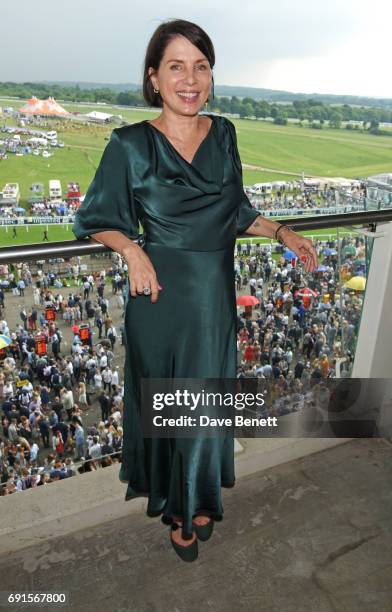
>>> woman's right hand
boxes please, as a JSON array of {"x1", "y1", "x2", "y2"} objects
[{"x1": 121, "y1": 243, "x2": 163, "y2": 303}]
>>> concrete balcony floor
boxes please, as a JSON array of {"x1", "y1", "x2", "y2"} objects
[{"x1": 0, "y1": 438, "x2": 391, "y2": 612}]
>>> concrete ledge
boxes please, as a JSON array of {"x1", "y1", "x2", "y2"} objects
[
  {"x1": 0, "y1": 437, "x2": 351, "y2": 555},
  {"x1": 235, "y1": 437, "x2": 352, "y2": 479}
]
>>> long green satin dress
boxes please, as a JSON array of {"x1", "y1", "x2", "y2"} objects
[{"x1": 72, "y1": 113, "x2": 261, "y2": 540}]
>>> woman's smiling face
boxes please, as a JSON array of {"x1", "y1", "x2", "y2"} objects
[{"x1": 148, "y1": 35, "x2": 212, "y2": 116}]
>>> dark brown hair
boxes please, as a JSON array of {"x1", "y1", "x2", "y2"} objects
[{"x1": 142, "y1": 18, "x2": 215, "y2": 108}]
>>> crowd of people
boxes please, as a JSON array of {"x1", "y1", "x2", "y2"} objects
[
  {"x1": 0, "y1": 254, "x2": 128, "y2": 496},
  {"x1": 0, "y1": 206, "x2": 19, "y2": 218},
  {"x1": 0, "y1": 236, "x2": 366, "y2": 495},
  {"x1": 0, "y1": 183, "x2": 368, "y2": 224},
  {"x1": 0, "y1": 200, "x2": 79, "y2": 220},
  {"x1": 234, "y1": 235, "x2": 364, "y2": 401},
  {"x1": 245, "y1": 183, "x2": 366, "y2": 214},
  {"x1": 29, "y1": 200, "x2": 79, "y2": 216}
]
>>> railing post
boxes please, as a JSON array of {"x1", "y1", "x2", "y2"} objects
[{"x1": 352, "y1": 221, "x2": 392, "y2": 377}]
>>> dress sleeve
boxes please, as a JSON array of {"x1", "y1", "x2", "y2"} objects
[
  {"x1": 226, "y1": 118, "x2": 262, "y2": 235},
  {"x1": 72, "y1": 129, "x2": 141, "y2": 241}
]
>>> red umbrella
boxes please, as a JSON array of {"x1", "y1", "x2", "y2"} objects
[
  {"x1": 294, "y1": 288, "x2": 318, "y2": 298},
  {"x1": 236, "y1": 295, "x2": 260, "y2": 306}
]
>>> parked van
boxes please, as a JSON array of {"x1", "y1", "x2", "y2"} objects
[
  {"x1": 27, "y1": 137, "x2": 48, "y2": 146},
  {"x1": 49, "y1": 179, "x2": 62, "y2": 201},
  {"x1": 0, "y1": 183, "x2": 20, "y2": 205}
]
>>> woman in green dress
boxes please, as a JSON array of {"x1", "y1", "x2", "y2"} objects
[{"x1": 73, "y1": 18, "x2": 318, "y2": 562}]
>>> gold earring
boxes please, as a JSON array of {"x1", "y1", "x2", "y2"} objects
[{"x1": 205, "y1": 98, "x2": 209, "y2": 106}]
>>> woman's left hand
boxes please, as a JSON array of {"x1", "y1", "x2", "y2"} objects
[{"x1": 280, "y1": 228, "x2": 319, "y2": 273}]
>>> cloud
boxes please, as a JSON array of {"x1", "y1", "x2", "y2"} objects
[{"x1": 1, "y1": 0, "x2": 390, "y2": 97}]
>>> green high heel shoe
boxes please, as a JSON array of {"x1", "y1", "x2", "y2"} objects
[
  {"x1": 192, "y1": 517, "x2": 214, "y2": 541},
  {"x1": 170, "y1": 523, "x2": 198, "y2": 562}
]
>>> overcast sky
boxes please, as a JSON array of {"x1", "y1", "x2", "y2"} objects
[{"x1": 2, "y1": 0, "x2": 390, "y2": 98}]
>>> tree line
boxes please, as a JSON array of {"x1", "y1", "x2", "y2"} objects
[{"x1": 1, "y1": 81, "x2": 391, "y2": 135}]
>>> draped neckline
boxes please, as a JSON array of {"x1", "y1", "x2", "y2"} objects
[{"x1": 144, "y1": 113, "x2": 216, "y2": 168}]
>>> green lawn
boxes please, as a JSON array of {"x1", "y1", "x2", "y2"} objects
[
  {"x1": 233, "y1": 120, "x2": 392, "y2": 179},
  {"x1": 0, "y1": 224, "x2": 76, "y2": 245}
]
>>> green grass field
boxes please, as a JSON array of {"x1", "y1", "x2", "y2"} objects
[
  {"x1": 0, "y1": 96, "x2": 389, "y2": 246},
  {"x1": 2, "y1": 98, "x2": 391, "y2": 190},
  {"x1": 235, "y1": 121, "x2": 392, "y2": 179}
]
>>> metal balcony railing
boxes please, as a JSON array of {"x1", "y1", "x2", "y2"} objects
[{"x1": 1, "y1": 209, "x2": 392, "y2": 263}]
